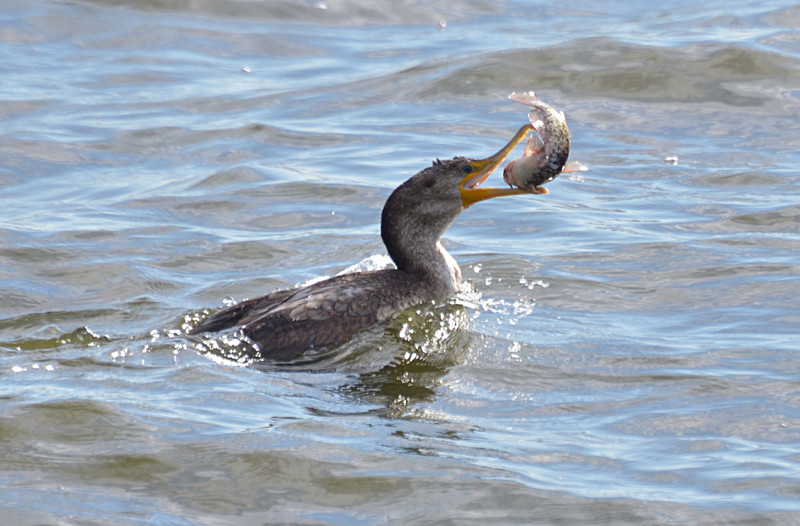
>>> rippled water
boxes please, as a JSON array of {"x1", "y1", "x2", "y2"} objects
[{"x1": 2, "y1": 0, "x2": 800, "y2": 523}]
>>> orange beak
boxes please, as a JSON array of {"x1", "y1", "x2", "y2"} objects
[{"x1": 458, "y1": 124, "x2": 548, "y2": 208}]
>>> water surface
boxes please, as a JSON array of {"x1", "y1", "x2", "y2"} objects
[{"x1": 2, "y1": 0, "x2": 800, "y2": 524}]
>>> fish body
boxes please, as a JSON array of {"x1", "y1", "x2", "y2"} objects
[{"x1": 503, "y1": 91, "x2": 584, "y2": 192}]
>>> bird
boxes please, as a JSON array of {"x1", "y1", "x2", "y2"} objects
[{"x1": 189, "y1": 124, "x2": 541, "y2": 362}]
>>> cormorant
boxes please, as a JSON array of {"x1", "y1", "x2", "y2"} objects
[{"x1": 190, "y1": 124, "x2": 542, "y2": 362}]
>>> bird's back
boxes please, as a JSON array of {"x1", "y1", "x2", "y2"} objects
[{"x1": 190, "y1": 269, "x2": 440, "y2": 362}]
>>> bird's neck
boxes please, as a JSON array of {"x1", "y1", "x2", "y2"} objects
[
  {"x1": 381, "y1": 202, "x2": 462, "y2": 295},
  {"x1": 387, "y1": 235, "x2": 462, "y2": 294}
]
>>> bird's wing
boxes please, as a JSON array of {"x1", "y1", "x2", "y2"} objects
[
  {"x1": 191, "y1": 270, "x2": 424, "y2": 361},
  {"x1": 190, "y1": 286, "x2": 297, "y2": 335}
]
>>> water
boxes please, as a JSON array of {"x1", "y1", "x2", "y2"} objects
[{"x1": 2, "y1": 0, "x2": 800, "y2": 523}]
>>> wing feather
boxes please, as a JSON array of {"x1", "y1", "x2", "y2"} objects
[{"x1": 191, "y1": 269, "x2": 431, "y2": 361}]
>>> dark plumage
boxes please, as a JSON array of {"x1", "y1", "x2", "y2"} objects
[{"x1": 190, "y1": 125, "x2": 537, "y2": 362}]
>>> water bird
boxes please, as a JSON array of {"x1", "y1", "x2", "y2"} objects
[{"x1": 190, "y1": 124, "x2": 545, "y2": 362}]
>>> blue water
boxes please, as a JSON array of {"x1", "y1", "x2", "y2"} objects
[{"x1": 2, "y1": 0, "x2": 800, "y2": 523}]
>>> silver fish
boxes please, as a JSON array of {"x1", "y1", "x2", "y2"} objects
[{"x1": 503, "y1": 91, "x2": 586, "y2": 192}]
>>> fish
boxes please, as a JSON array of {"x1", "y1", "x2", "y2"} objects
[{"x1": 503, "y1": 91, "x2": 586, "y2": 193}]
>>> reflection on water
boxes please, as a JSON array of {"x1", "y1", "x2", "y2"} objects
[{"x1": 2, "y1": 0, "x2": 800, "y2": 523}]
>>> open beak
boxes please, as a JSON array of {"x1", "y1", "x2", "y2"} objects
[{"x1": 459, "y1": 123, "x2": 548, "y2": 208}]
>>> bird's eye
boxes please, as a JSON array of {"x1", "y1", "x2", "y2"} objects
[{"x1": 462, "y1": 164, "x2": 473, "y2": 174}]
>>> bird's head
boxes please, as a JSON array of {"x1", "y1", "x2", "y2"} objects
[
  {"x1": 392, "y1": 124, "x2": 543, "y2": 215},
  {"x1": 382, "y1": 124, "x2": 547, "y2": 243},
  {"x1": 457, "y1": 123, "x2": 549, "y2": 208}
]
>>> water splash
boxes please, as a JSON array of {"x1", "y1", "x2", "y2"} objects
[{"x1": 337, "y1": 254, "x2": 395, "y2": 274}]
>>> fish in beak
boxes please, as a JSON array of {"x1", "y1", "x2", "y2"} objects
[{"x1": 459, "y1": 124, "x2": 548, "y2": 208}]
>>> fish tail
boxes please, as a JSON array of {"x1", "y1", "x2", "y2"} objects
[{"x1": 508, "y1": 91, "x2": 541, "y2": 105}]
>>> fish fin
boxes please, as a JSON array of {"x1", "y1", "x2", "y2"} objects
[
  {"x1": 562, "y1": 160, "x2": 588, "y2": 173},
  {"x1": 524, "y1": 135, "x2": 544, "y2": 156}
]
